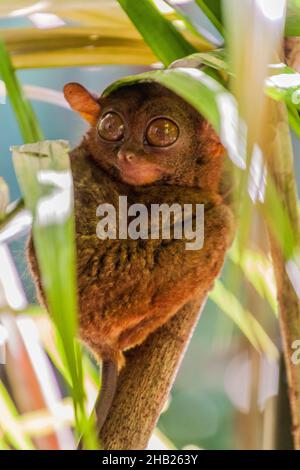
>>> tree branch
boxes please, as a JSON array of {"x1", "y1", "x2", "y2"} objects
[
  {"x1": 266, "y1": 96, "x2": 300, "y2": 449},
  {"x1": 262, "y1": 38, "x2": 300, "y2": 450},
  {"x1": 100, "y1": 297, "x2": 205, "y2": 450}
]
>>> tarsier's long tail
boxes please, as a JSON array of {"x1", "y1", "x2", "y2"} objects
[
  {"x1": 95, "y1": 359, "x2": 118, "y2": 433},
  {"x1": 77, "y1": 359, "x2": 118, "y2": 449}
]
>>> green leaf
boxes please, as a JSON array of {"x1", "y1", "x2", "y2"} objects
[
  {"x1": 195, "y1": 0, "x2": 224, "y2": 35},
  {"x1": 201, "y1": 0, "x2": 222, "y2": 22},
  {"x1": 266, "y1": 64, "x2": 300, "y2": 108},
  {"x1": 286, "y1": 0, "x2": 300, "y2": 36},
  {"x1": 0, "y1": 198, "x2": 25, "y2": 232},
  {"x1": 117, "y1": 0, "x2": 197, "y2": 66},
  {"x1": 170, "y1": 49, "x2": 228, "y2": 72},
  {"x1": 195, "y1": 0, "x2": 222, "y2": 23},
  {"x1": 287, "y1": 101, "x2": 300, "y2": 137},
  {"x1": 209, "y1": 280, "x2": 278, "y2": 360},
  {"x1": 0, "y1": 40, "x2": 43, "y2": 143},
  {"x1": 168, "y1": 57, "x2": 300, "y2": 138},
  {"x1": 104, "y1": 68, "x2": 224, "y2": 131},
  {"x1": 263, "y1": 173, "x2": 297, "y2": 261},
  {"x1": 265, "y1": 64, "x2": 300, "y2": 136},
  {"x1": 11, "y1": 140, "x2": 99, "y2": 450},
  {"x1": 0, "y1": 380, "x2": 35, "y2": 450},
  {"x1": 103, "y1": 68, "x2": 246, "y2": 169},
  {"x1": 229, "y1": 243, "x2": 278, "y2": 314},
  {"x1": 163, "y1": 0, "x2": 220, "y2": 46}
]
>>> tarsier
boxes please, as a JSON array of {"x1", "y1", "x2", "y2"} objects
[{"x1": 28, "y1": 80, "x2": 234, "y2": 441}]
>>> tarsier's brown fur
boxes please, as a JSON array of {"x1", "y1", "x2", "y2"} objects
[{"x1": 28, "y1": 81, "x2": 234, "y2": 433}]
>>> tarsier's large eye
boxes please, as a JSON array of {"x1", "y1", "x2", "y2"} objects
[
  {"x1": 98, "y1": 112, "x2": 125, "y2": 142},
  {"x1": 146, "y1": 117, "x2": 179, "y2": 147}
]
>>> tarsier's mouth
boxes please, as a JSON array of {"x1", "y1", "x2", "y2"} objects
[{"x1": 115, "y1": 161, "x2": 171, "y2": 186}]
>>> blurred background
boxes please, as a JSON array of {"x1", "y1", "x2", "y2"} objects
[{"x1": 0, "y1": 0, "x2": 299, "y2": 450}]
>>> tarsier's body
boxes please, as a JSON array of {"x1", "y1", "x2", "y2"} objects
[{"x1": 28, "y1": 81, "x2": 234, "y2": 436}]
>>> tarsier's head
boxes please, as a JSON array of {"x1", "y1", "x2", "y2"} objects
[{"x1": 64, "y1": 81, "x2": 225, "y2": 191}]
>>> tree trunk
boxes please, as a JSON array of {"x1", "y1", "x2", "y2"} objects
[
  {"x1": 261, "y1": 39, "x2": 300, "y2": 449},
  {"x1": 266, "y1": 97, "x2": 300, "y2": 449}
]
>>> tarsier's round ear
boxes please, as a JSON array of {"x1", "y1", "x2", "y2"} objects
[{"x1": 63, "y1": 82, "x2": 101, "y2": 125}]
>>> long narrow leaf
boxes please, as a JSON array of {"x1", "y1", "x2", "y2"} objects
[
  {"x1": 104, "y1": 68, "x2": 224, "y2": 131},
  {"x1": 200, "y1": 0, "x2": 223, "y2": 22},
  {"x1": 11, "y1": 140, "x2": 98, "y2": 450},
  {"x1": 117, "y1": 0, "x2": 197, "y2": 65},
  {"x1": 170, "y1": 49, "x2": 228, "y2": 72},
  {"x1": 2, "y1": 27, "x2": 157, "y2": 69},
  {"x1": 163, "y1": 0, "x2": 220, "y2": 46},
  {"x1": 0, "y1": 380, "x2": 35, "y2": 450},
  {"x1": 209, "y1": 280, "x2": 278, "y2": 360},
  {"x1": 0, "y1": 41, "x2": 43, "y2": 143},
  {"x1": 103, "y1": 68, "x2": 247, "y2": 169},
  {"x1": 195, "y1": 0, "x2": 224, "y2": 35},
  {"x1": 229, "y1": 243, "x2": 278, "y2": 314},
  {"x1": 286, "y1": 0, "x2": 300, "y2": 36}
]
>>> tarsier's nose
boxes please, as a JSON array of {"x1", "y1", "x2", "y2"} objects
[
  {"x1": 117, "y1": 150, "x2": 136, "y2": 163},
  {"x1": 116, "y1": 148, "x2": 165, "y2": 185}
]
